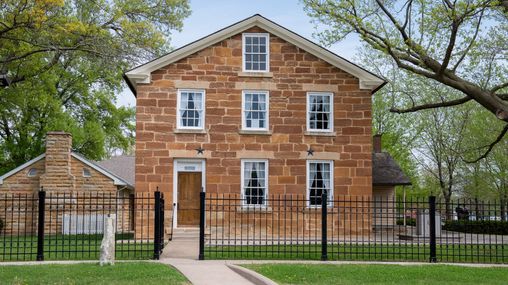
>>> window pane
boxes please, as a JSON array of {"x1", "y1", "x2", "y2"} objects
[
  {"x1": 243, "y1": 161, "x2": 267, "y2": 205},
  {"x1": 244, "y1": 92, "x2": 267, "y2": 130},
  {"x1": 309, "y1": 162, "x2": 331, "y2": 206},
  {"x1": 244, "y1": 35, "x2": 268, "y2": 71},
  {"x1": 179, "y1": 91, "x2": 203, "y2": 128},
  {"x1": 308, "y1": 94, "x2": 332, "y2": 131}
]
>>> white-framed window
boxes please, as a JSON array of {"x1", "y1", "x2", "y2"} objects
[
  {"x1": 242, "y1": 33, "x2": 270, "y2": 72},
  {"x1": 27, "y1": 168, "x2": 37, "y2": 177},
  {"x1": 82, "y1": 168, "x2": 91, "y2": 178},
  {"x1": 242, "y1": 90, "x2": 269, "y2": 131},
  {"x1": 306, "y1": 160, "x2": 333, "y2": 207},
  {"x1": 177, "y1": 89, "x2": 205, "y2": 129},
  {"x1": 241, "y1": 159, "x2": 268, "y2": 206},
  {"x1": 307, "y1": 92, "x2": 333, "y2": 132}
]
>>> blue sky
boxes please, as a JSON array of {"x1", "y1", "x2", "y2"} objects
[{"x1": 117, "y1": 0, "x2": 361, "y2": 107}]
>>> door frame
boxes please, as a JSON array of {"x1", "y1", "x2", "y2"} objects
[{"x1": 173, "y1": 159, "x2": 206, "y2": 228}]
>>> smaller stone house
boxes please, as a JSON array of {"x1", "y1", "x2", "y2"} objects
[{"x1": 0, "y1": 131, "x2": 134, "y2": 235}]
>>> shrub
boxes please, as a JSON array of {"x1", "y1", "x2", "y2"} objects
[
  {"x1": 443, "y1": 220, "x2": 508, "y2": 235},
  {"x1": 396, "y1": 218, "x2": 416, "y2": 226}
]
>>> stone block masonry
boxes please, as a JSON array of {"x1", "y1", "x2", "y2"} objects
[{"x1": 135, "y1": 26, "x2": 373, "y2": 200}]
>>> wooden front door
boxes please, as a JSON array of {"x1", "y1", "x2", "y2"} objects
[{"x1": 177, "y1": 172, "x2": 202, "y2": 227}]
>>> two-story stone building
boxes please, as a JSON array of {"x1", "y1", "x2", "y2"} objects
[{"x1": 125, "y1": 15, "x2": 409, "y2": 230}]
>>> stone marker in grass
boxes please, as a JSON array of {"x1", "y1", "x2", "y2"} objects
[{"x1": 100, "y1": 214, "x2": 116, "y2": 265}]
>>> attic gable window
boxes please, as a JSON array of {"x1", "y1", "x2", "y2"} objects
[
  {"x1": 242, "y1": 33, "x2": 269, "y2": 72},
  {"x1": 307, "y1": 92, "x2": 333, "y2": 132},
  {"x1": 177, "y1": 89, "x2": 205, "y2": 130},
  {"x1": 82, "y1": 168, "x2": 91, "y2": 178},
  {"x1": 27, "y1": 168, "x2": 37, "y2": 177}
]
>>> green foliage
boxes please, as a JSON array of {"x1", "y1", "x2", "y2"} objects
[
  {"x1": 443, "y1": 220, "x2": 508, "y2": 235},
  {"x1": 396, "y1": 218, "x2": 416, "y2": 227},
  {"x1": 0, "y1": 0, "x2": 191, "y2": 174}
]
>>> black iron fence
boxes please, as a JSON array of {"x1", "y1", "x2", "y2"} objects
[
  {"x1": 0, "y1": 189, "x2": 165, "y2": 261},
  {"x1": 199, "y1": 192, "x2": 508, "y2": 263}
]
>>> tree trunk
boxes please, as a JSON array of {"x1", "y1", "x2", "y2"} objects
[{"x1": 474, "y1": 196, "x2": 481, "y2": 221}]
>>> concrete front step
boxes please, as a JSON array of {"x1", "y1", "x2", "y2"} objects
[{"x1": 171, "y1": 227, "x2": 200, "y2": 240}]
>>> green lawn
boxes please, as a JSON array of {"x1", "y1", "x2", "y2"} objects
[
  {"x1": 205, "y1": 243, "x2": 508, "y2": 263},
  {"x1": 245, "y1": 264, "x2": 508, "y2": 285},
  {"x1": 0, "y1": 262, "x2": 189, "y2": 285},
  {"x1": 1, "y1": 235, "x2": 154, "y2": 261}
]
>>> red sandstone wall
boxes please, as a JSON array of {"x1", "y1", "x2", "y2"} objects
[{"x1": 135, "y1": 27, "x2": 373, "y2": 204}]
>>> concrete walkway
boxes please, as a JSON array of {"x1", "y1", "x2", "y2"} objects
[
  {"x1": 160, "y1": 258, "x2": 275, "y2": 285},
  {"x1": 160, "y1": 228, "x2": 274, "y2": 285}
]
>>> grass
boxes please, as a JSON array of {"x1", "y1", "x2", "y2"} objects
[
  {"x1": 205, "y1": 244, "x2": 508, "y2": 263},
  {"x1": 0, "y1": 262, "x2": 189, "y2": 285},
  {"x1": 245, "y1": 264, "x2": 508, "y2": 285},
  {"x1": 1, "y1": 235, "x2": 154, "y2": 261}
]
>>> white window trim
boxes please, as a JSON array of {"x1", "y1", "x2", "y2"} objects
[
  {"x1": 241, "y1": 159, "x2": 269, "y2": 207},
  {"x1": 242, "y1": 33, "x2": 270, "y2": 72},
  {"x1": 306, "y1": 160, "x2": 334, "y2": 208},
  {"x1": 241, "y1": 90, "x2": 269, "y2": 131},
  {"x1": 306, "y1": 92, "x2": 334, "y2": 133},
  {"x1": 176, "y1": 89, "x2": 206, "y2": 130}
]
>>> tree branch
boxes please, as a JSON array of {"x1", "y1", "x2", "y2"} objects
[
  {"x1": 390, "y1": 96, "x2": 472, "y2": 113},
  {"x1": 492, "y1": 82, "x2": 508, "y2": 93},
  {"x1": 465, "y1": 124, "x2": 508, "y2": 163}
]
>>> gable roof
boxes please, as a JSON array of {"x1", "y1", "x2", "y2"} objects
[
  {"x1": 71, "y1": 153, "x2": 134, "y2": 189},
  {"x1": 372, "y1": 152, "x2": 412, "y2": 186},
  {"x1": 0, "y1": 154, "x2": 46, "y2": 184},
  {"x1": 95, "y1": 155, "x2": 135, "y2": 187},
  {"x1": 124, "y1": 14, "x2": 386, "y2": 96},
  {"x1": 0, "y1": 152, "x2": 133, "y2": 189}
]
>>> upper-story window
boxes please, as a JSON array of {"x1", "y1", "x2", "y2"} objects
[
  {"x1": 307, "y1": 92, "x2": 333, "y2": 132},
  {"x1": 242, "y1": 90, "x2": 269, "y2": 131},
  {"x1": 82, "y1": 168, "x2": 91, "y2": 177},
  {"x1": 177, "y1": 89, "x2": 205, "y2": 130},
  {"x1": 242, "y1": 33, "x2": 269, "y2": 72}
]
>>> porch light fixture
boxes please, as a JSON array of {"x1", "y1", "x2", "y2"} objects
[
  {"x1": 307, "y1": 148, "x2": 314, "y2": 156},
  {"x1": 195, "y1": 147, "x2": 205, "y2": 155}
]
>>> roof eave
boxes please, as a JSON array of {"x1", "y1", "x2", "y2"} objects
[
  {"x1": 0, "y1": 154, "x2": 46, "y2": 185},
  {"x1": 71, "y1": 153, "x2": 133, "y2": 188},
  {"x1": 124, "y1": 14, "x2": 385, "y2": 94}
]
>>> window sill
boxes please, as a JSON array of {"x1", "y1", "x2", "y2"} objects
[
  {"x1": 173, "y1": 129, "x2": 207, "y2": 134},
  {"x1": 238, "y1": 71, "x2": 273, "y2": 78},
  {"x1": 238, "y1": 130, "x2": 272, "y2": 136},
  {"x1": 237, "y1": 206, "x2": 272, "y2": 213},
  {"x1": 304, "y1": 131, "x2": 336, "y2": 137}
]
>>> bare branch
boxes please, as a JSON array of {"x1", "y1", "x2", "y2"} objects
[
  {"x1": 390, "y1": 96, "x2": 472, "y2": 113},
  {"x1": 465, "y1": 124, "x2": 508, "y2": 163}
]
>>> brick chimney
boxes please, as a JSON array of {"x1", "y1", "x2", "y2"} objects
[
  {"x1": 40, "y1": 131, "x2": 75, "y2": 191},
  {"x1": 373, "y1": 134, "x2": 382, "y2": 153}
]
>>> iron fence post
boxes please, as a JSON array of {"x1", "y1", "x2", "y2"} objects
[
  {"x1": 199, "y1": 191, "x2": 205, "y2": 260},
  {"x1": 429, "y1": 196, "x2": 437, "y2": 263},
  {"x1": 321, "y1": 190, "x2": 328, "y2": 261},
  {"x1": 36, "y1": 188, "x2": 46, "y2": 261},
  {"x1": 153, "y1": 190, "x2": 161, "y2": 260}
]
